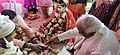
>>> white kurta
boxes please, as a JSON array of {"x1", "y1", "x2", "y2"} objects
[{"x1": 57, "y1": 27, "x2": 120, "y2": 55}]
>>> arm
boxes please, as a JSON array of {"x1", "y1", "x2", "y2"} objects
[
  {"x1": 16, "y1": 14, "x2": 35, "y2": 39},
  {"x1": 58, "y1": 27, "x2": 80, "y2": 41},
  {"x1": 48, "y1": 27, "x2": 80, "y2": 43},
  {"x1": 74, "y1": 36, "x2": 85, "y2": 50},
  {"x1": 13, "y1": 39, "x2": 47, "y2": 53}
]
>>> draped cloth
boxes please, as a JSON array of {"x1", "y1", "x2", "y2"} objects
[
  {"x1": 0, "y1": 41, "x2": 25, "y2": 55},
  {"x1": 65, "y1": 8, "x2": 76, "y2": 30},
  {"x1": 74, "y1": 27, "x2": 120, "y2": 55},
  {"x1": 92, "y1": 0, "x2": 119, "y2": 26},
  {"x1": 67, "y1": 0, "x2": 86, "y2": 21},
  {"x1": 57, "y1": 26, "x2": 120, "y2": 55},
  {"x1": 0, "y1": 47, "x2": 18, "y2": 55}
]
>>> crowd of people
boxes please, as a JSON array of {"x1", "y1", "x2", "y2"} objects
[{"x1": 0, "y1": 0, "x2": 120, "y2": 55}]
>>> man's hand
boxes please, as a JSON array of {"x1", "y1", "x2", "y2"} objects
[
  {"x1": 23, "y1": 43, "x2": 48, "y2": 54},
  {"x1": 48, "y1": 36, "x2": 60, "y2": 44}
]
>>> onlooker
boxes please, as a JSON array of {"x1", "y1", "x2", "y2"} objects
[
  {"x1": 38, "y1": 0, "x2": 53, "y2": 18},
  {"x1": 64, "y1": 0, "x2": 87, "y2": 21}
]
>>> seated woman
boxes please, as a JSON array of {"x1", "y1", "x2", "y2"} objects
[{"x1": 39, "y1": 4, "x2": 76, "y2": 44}]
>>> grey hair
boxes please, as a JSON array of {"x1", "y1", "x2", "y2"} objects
[{"x1": 76, "y1": 14, "x2": 105, "y2": 34}]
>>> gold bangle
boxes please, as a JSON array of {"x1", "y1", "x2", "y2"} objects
[{"x1": 27, "y1": 43, "x2": 31, "y2": 48}]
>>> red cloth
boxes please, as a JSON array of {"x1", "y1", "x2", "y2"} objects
[
  {"x1": 66, "y1": 8, "x2": 76, "y2": 30},
  {"x1": 48, "y1": 8, "x2": 57, "y2": 21},
  {"x1": 67, "y1": 1, "x2": 86, "y2": 21},
  {"x1": 65, "y1": 8, "x2": 76, "y2": 43}
]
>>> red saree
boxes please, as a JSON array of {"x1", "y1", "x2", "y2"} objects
[{"x1": 67, "y1": 0, "x2": 86, "y2": 21}]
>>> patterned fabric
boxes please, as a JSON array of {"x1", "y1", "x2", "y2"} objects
[
  {"x1": 40, "y1": 6, "x2": 76, "y2": 44},
  {"x1": 92, "y1": 0, "x2": 117, "y2": 26},
  {"x1": 57, "y1": 26, "x2": 120, "y2": 55},
  {"x1": 48, "y1": 8, "x2": 76, "y2": 30}
]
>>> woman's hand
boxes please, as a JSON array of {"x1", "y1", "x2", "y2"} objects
[{"x1": 30, "y1": 43, "x2": 47, "y2": 53}]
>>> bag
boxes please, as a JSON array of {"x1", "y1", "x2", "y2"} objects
[{"x1": 2, "y1": 0, "x2": 24, "y2": 17}]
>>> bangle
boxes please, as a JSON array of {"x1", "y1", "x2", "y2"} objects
[
  {"x1": 27, "y1": 43, "x2": 31, "y2": 48},
  {"x1": 31, "y1": 37, "x2": 37, "y2": 42},
  {"x1": 30, "y1": 37, "x2": 37, "y2": 41}
]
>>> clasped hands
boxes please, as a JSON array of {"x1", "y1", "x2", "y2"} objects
[{"x1": 25, "y1": 36, "x2": 61, "y2": 54}]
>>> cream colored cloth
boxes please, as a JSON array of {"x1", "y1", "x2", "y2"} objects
[
  {"x1": 58, "y1": 26, "x2": 120, "y2": 55},
  {"x1": 0, "y1": 41, "x2": 24, "y2": 55},
  {"x1": 0, "y1": 47, "x2": 17, "y2": 55},
  {"x1": 74, "y1": 27, "x2": 120, "y2": 55}
]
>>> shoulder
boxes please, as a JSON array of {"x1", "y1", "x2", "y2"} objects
[{"x1": 97, "y1": 29, "x2": 120, "y2": 55}]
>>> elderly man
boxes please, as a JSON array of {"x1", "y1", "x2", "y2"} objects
[{"x1": 49, "y1": 14, "x2": 120, "y2": 55}]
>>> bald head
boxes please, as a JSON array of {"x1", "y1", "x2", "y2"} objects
[{"x1": 76, "y1": 14, "x2": 104, "y2": 35}]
